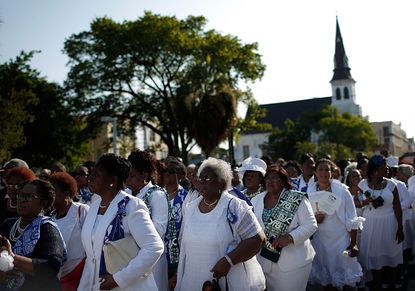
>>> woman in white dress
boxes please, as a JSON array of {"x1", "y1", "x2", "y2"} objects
[
  {"x1": 251, "y1": 166, "x2": 317, "y2": 291},
  {"x1": 175, "y1": 157, "x2": 266, "y2": 291},
  {"x1": 50, "y1": 172, "x2": 89, "y2": 291},
  {"x1": 358, "y1": 155, "x2": 404, "y2": 290},
  {"x1": 126, "y1": 149, "x2": 169, "y2": 291},
  {"x1": 78, "y1": 154, "x2": 164, "y2": 291},
  {"x1": 307, "y1": 158, "x2": 363, "y2": 290}
]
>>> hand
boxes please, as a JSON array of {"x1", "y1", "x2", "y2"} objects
[
  {"x1": 169, "y1": 273, "x2": 177, "y2": 291},
  {"x1": 361, "y1": 198, "x2": 371, "y2": 206},
  {"x1": 99, "y1": 273, "x2": 118, "y2": 290},
  {"x1": 396, "y1": 228, "x2": 404, "y2": 244},
  {"x1": 315, "y1": 212, "x2": 326, "y2": 224},
  {"x1": 271, "y1": 234, "x2": 293, "y2": 249},
  {"x1": 210, "y1": 257, "x2": 231, "y2": 279},
  {"x1": 0, "y1": 235, "x2": 13, "y2": 255},
  {"x1": 347, "y1": 243, "x2": 359, "y2": 257}
]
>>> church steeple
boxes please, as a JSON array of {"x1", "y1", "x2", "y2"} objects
[
  {"x1": 330, "y1": 17, "x2": 361, "y2": 116},
  {"x1": 331, "y1": 17, "x2": 354, "y2": 81}
]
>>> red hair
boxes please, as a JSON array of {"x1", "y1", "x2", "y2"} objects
[{"x1": 5, "y1": 167, "x2": 36, "y2": 182}]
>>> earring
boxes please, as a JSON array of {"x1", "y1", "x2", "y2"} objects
[
  {"x1": 109, "y1": 183, "x2": 113, "y2": 187},
  {"x1": 40, "y1": 209, "x2": 45, "y2": 216}
]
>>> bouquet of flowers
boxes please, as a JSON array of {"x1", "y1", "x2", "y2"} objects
[{"x1": 363, "y1": 190, "x2": 384, "y2": 209}]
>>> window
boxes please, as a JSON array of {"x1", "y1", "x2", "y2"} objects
[
  {"x1": 384, "y1": 137, "x2": 390, "y2": 144},
  {"x1": 383, "y1": 126, "x2": 390, "y2": 135},
  {"x1": 243, "y1": 145, "x2": 250, "y2": 159},
  {"x1": 344, "y1": 87, "x2": 349, "y2": 99},
  {"x1": 150, "y1": 130, "x2": 156, "y2": 142},
  {"x1": 336, "y1": 88, "x2": 341, "y2": 100}
]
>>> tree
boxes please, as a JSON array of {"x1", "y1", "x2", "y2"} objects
[
  {"x1": 0, "y1": 52, "x2": 39, "y2": 162},
  {"x1": 0, "y1": 51, "x2": 90, "y2": 169},
  {"x1": 63, "y1": 12, "x2": 266, "y2": 163},
  {"x1": 262, "y1": 105, "x2": 377, "y2": 161}
]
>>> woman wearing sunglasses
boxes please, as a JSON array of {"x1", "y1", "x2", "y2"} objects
[
  {"x1": 0, "y1": 179, "x2": 66, "y2": 291},
  {"x1": 2, "y1": 167, "x2": 36, "y2": 222},
  {"x1": 175, "y1": 158, "x2": 266, "y2": 291}
]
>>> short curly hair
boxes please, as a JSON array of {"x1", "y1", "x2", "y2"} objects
[
  {"x1": 29, "y1": 179, "x2": 56, "y2": 210},
  {"x1": 5, "y1": 167, "x2": 36, "y2": 183},
  {"x1": 96, "y1": 154, "x2": 131, "y2": 188},
  {"x1": 197, "y1": 158, "x2": 232, "y2": 190},
  {"x1": 50, "y1": 172, "x2": 78, "y2": 199},
  {"x1": 128, "y1": 149, "x2": 157, "y2": 177}
]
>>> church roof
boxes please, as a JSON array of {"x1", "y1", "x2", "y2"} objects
[
  {"x1": 331, "y1": 17, "x2": 354, "y2": 82},
  {"x1": 245, "y1": 97, "x2": 331, "y2": 132}
]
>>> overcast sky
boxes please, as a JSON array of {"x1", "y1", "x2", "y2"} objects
[{"x1": 1, "y1": 0, "x2": 414, "y2": 138}]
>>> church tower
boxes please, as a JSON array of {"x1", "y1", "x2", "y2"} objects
[{"x1": 330, "y1": 17, "x2": 362, "y2": 116}]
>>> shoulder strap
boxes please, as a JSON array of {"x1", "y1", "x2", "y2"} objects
[{"x1": 226, "y1": 198, "x2": 235, "y2": 235}]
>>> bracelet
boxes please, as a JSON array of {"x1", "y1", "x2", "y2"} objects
[{"x1": 224, "y1": 254, "x2": 234, "y2": 266}]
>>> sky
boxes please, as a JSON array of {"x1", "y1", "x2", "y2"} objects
[{"x1": 1, "y1": 0, "x2": 414, "y2": 138}]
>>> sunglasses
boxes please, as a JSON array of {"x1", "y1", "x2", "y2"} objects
[
  {"x1": 197, "y1": 176, "x2": 214, "y2": 183},
  {"x1": 16, "y1": 193, "x2": 39, "y2": 202}
]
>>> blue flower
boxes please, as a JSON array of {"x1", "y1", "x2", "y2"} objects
[{"x1": 227, "y1": 210, "x2": 238, "y2": 224}]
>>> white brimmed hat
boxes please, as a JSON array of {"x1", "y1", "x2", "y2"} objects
[
  {"x1": 237, "y1": 157, "x2": 267, "y2": 176},
  {"x1": 387, "y1": 156, "x2": 399, "y2": 168}
]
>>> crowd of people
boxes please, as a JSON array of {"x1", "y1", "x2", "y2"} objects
[{"x1": 0, "y1": 149, "x2": 413, "y2": 291}]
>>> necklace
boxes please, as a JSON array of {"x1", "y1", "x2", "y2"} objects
[
  {"x1": 317, "y1": 183, "x2": 331, "y2": 192},
  {"x1": 202, "y1": 198, "x2": 218, "y2": 208},
  {"x1": 99, "y1": 204, "x2": 108, "y2": 209},
  {"x1": 10, "y1": 217, "x2": 26, "y2": 242}
]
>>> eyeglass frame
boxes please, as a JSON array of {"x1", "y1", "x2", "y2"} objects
[
  {"x1": 16, "y1": 193, "x2": 40, "y2": 202},
  {"x1": 197, "y1": 176, "x2": 215, "y2": 183}
]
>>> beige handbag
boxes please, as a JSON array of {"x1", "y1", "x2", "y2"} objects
[{"x1": 103, "y1": 235, "x2": 140, "y2": 274}]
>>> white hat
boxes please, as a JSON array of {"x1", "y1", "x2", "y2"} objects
[
  {"x1": 237, "y1": 157, "x2": 267, "y2": 176},
  {"x1": 387, "y1": 156, "x2": 399, "y2": 168}
]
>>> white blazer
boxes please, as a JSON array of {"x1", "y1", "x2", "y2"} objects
[
  {"x1": 78, "y1": 190, "x2": 164, "y2": 291},
  {"x1": 251, "y1": 191, "x2": 317, "y2": 272}
]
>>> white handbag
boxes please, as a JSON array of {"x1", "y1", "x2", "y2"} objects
[{"x1": 103, "y1": 235, "x2": 140, "y2": 274}]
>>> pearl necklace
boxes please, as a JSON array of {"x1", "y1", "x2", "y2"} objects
[
  {"x1": 10, "y1": 217, "x2": 26, "y2": 242},
  {"x1": 202, "y1": 198, "x2": 218, "y2": 208}
]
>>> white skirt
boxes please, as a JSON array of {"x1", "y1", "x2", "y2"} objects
[
  {"x1": 309, "y1": 216, "x2": 362, "y2": 288},
  {"x1": 359, "y1": 210, "x2": 403, "y2": 270}
]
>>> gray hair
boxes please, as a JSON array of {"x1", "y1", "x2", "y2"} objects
[
  {"x1": 197, "y1": 157, "x2": 232, "y2": 190},
  {"x1": 398, "y1": 164, "x2": 414, "y2": 178}
]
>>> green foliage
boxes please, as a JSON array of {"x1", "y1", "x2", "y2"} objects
[
  {"x1": 0, "y1": 52, "x2": 90, "y2": 169},
  {"x1": 262, "y1": 105, "x2": 377, "y2": 161},
  {"x1": 63, "y1": 12, "x2": 265, "y2": 162},
  {"x1": 0, "y1": 52, "x2": 39, "y2": 162}
]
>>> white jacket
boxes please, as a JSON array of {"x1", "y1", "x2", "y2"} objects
[
  {"x1": 251, "y1": 190, "x2": 317, "y2": 272},
  {"x1": 78, "y1": 190, "x2": 164, "y2": 291}
]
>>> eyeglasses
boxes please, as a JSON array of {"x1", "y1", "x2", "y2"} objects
[
  {"x1": 16, "y1": 193, "x2": 39, "y2": 202},
  {"x1": 164, "y1": 169, "x2": 177, "y2": 175},
  {"x1": 6, "y1": 184, "x2": 21, "y2": 191},
  {"x1": 75, "y1": 172, "x2": 88, "y2": 177},
  {"x1": 197, "y1": 176, "x2": 214, "y2": 183}
]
